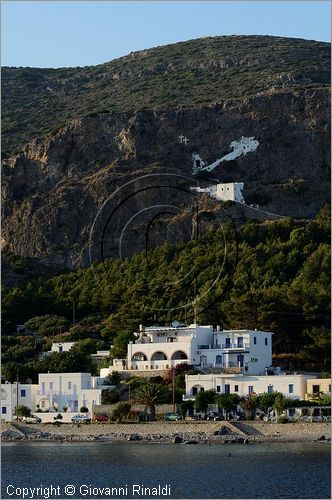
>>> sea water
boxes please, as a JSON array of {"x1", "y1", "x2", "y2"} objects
[{"x1": 2, "y1": 441, "x2": 330, "y2": 499}]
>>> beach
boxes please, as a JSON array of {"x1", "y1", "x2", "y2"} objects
[{"x1": 2, "y1": 420, "x2": 330, "y2": 444}]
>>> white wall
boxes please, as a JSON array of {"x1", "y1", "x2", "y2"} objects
[
  {"x1": 185, "y1": 374, "x2": 311, "y2": 400},
  {"x1": 114, "y1": 325, "x2": 214, "y2": 371},
  {"x1": 36, "y1": 373, "x2": 102, "y2": 414},
  {"x1": 107, "y1": 327, "x2": 273, "y2": 375},
  {"x1": 1, "y1": 374, "x2": 107, "y2": 420},
  {"x1": 1, "y1": 383, "x2": 38, "y2": 422},
  {"x1": 214, "y1": 330, "x2": 272, "y2": 375},
  {"x1": 51, "y1": 342, "x2": 75, "y2": 353},
  {"x1": 33, "y1": 412, "x2": 92, "y2": 424},
  {"x1": 192, "y1": 137, "x2": 259, "y2": 175}
]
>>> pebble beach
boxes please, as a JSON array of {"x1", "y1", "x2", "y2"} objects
[{"x1": 2, "y1": 421, "x2": 331, "y2": 444}]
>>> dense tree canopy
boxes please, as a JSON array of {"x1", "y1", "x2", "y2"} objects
[{"x1": 1, "y1": 207, "x2": 330, "y2": 382}]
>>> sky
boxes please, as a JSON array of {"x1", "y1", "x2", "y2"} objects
[{"x1": 2, "y1": 1, "x2": 331, "y2": 68}]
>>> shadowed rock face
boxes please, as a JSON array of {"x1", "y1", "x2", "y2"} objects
[
  {"x1": 2, "y1": 85, "x2": 330, "y2": 269},
  {"x1": 2, "y1": 34, "x2": 331, "y2": 269}
]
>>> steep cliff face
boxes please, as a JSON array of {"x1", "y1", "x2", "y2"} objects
[
  {"x1": 2, "y1": 84, "x2": 330, "y2": 268},
  {"x1": 2, "y1": 35, "x2": 330, "y2": 157}
]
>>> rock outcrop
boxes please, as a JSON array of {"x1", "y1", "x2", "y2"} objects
[{"x1": 2, "y1": 87, "x2": 330, "y2": 268}]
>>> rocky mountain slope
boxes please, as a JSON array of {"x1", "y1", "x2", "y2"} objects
[
  {"x1": 2, "y1": 35, "x2": 329, "y2": 156},
  {"x1": 2, "y1": 36, "x2": 330, "y2": 269}
]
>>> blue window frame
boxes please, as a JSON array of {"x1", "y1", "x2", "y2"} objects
[
  {"x1": 20, "y1": 389, "x2": 26, "y2": 397},
  {"x1": 288, "y1": 384, "x2": 294, "y2": 394},
  {"x1": 265, "y1": 338, "x2": 268, "y2": 346},
  {"x1": 237, "y1": 354, "x2": 244, "y2": 367},
  {"x1": 248, "y1": 386, "x2": 254, "y2": 394},
  {"x1": 234, "y1": 385, "x2": 239, "y2": 392},
  {"x1": 2, "y1": 407, "x2": 7, "y2": 414},
  {"x1": 225, "y1": 384, "x2": 230, "y2": 394},
  {"x1": 268, "y1": 385, "x2": 273, "y2": 394},
  {"x1": 225, "y1": 338, "x2": 231, "y2": 348},
  {"x1": 253, "y1": 337, "x2": 257, "y2": 345}
]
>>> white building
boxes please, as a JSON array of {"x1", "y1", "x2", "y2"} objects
[
  {"x1": 191, "y1": 182, "x2": 245, "y2": 204},
  {"x1": 91, "y1": 350, "x2": 112, "y2": 362},
  {"x1": 184, "y1": 373, "x2": 312, "y2": 401},
  {"x1": 44, "y1": 343, "x2": 111, "y2": 361},
  {"x1": 102, "y1": 324, "x2": 213, "y2": 375},
  {"x1": 36, "y1": 373, "x2": 105, "y2": 413},
  {"x1": 1, "y1": 383, "x2": 38, "y2": 422},
  {"x1": 101, "y1": 325, "x2": 273, "y2": 376},
  {"x1": 51, "y1": 342, "x2": 75, "y2": 353},
  {"x1": 41, "y1": 342, "x2": 76, "y2": 357},
  {"x1": 200, "y1": 328, "x2": 273, "y2": 375},
  {"x1": 1, "y1": 373, "x2": 113, "y2": 422}
]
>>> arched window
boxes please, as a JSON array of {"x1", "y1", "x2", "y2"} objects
[
  {"x1": 151, "y1": 351, "x2": 167, "y2": 361},
  {"x1": 171, "y1": 351, "x2": 188, "y2": 360},
  {"x1": 132, "y1": 352, "x2": 147, "y2": 361},
  {"x1": 192, "y1": 385, "x2": 204, "y2": 395},
  {"x1": 38, "y1": 398, "x2": 49, "y2": 410}
]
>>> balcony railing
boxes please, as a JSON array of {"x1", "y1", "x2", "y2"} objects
[
  {"x1": 222, "y1": 343, "x2": 249, "y2": 350},
  {"x1": 113, "y1": 359, "x2": 189, "y2": 371},
  {"x1": 197, "y1": 344, "x2": 222, "y2": 350},
  {"x1": 219, "y1": 367, "x2": 243, "y2": 374},
  {"x1": 198, "y1": 363, "x2": 244, "y2": 374},
  {"x1": 197, "y1": 343, "x2": 249, "y2": 350}
]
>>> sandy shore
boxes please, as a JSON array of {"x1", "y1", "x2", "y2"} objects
[{"x1": 2, "y1": 421, "x2": 331, "y2": 444}]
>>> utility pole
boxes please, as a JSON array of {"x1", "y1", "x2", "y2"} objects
[
  {"x1": 16, "y1": 372, "x2": 19, "y2": 422},
  {"x1": 172, "y1": 369, "x2": 176, "y2": 414}
]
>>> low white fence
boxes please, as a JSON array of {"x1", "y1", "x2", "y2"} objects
[{"x1": 35, "y1": 412, "x2": 91, "y2": 424}]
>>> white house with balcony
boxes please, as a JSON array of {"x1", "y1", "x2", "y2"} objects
[
  {"x1": 1, "y1": 383, "x2": 38, "y2": 422},
  {"x1": 200, "y1": 328, "x2": 273, "y2": 375},
  {"x1": 101, "y1": 323, "x2": 213, "y2": 374},
  {"x1": 100, "y1": 324, "x2": 273, "y2": 376},
  {"x1": 184, "y1": 373, "x2": 312, "y2": 401},
  {"x1": 1, "y1": 373, "x2": 113, "y2": 422},
  {"x1": 36, "y1": 373, "x2": 107, "y2": 414}
]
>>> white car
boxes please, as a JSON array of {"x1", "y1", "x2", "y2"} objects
[
  {"x1": 23, "y1": 415, "x2": 42, "y2": 424},
  {"x1": 71, "y1": 414, "x2": 91, "y2": 424}
]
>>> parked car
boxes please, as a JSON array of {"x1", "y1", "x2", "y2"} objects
[
  {"x1": 94, "y1": 414, "x2": 109, "y2": 423},
  {"x1": 206, "y1": 412, "x2": 223, "y2": 421},
  {"x1": 163, "y1": 413, "x2": 181, "y2": 421},
  {"x1": 23, "y1": 415, "x2": 42, "y2": 424},
  {"x1": 71, "y1": 414, "x2": 91, "y2": 424}
]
